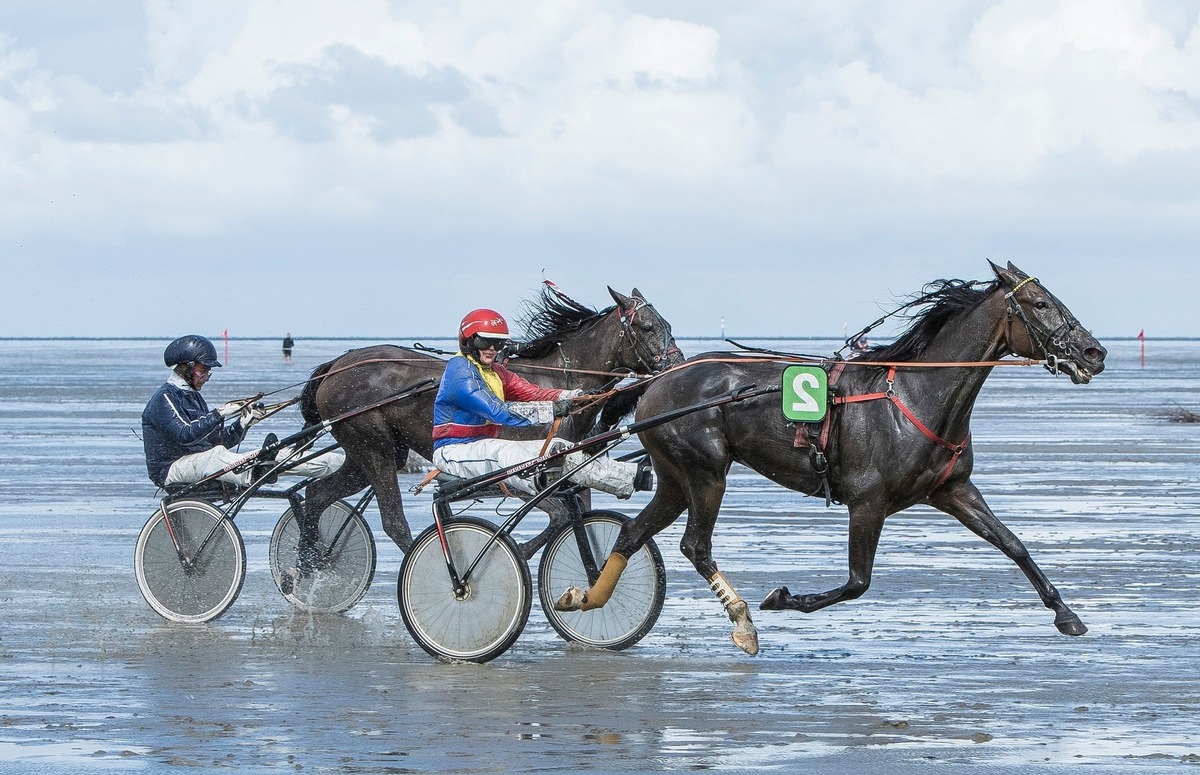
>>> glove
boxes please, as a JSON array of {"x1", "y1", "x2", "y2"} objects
[
  {"x1": 558, "y1": 389, "x2": 585, "y2": 400},
  {"x1": 216, "y1": 401, "x2": 243, "y2": 420},
  {"x1": 552, "y1": 398, "x2": 574, "y2": 418},
  {"x1": 239, "y1": 403, "x2": 267, "y2": 429}
]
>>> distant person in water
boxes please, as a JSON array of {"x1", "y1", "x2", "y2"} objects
[
  {"x1": 282, "y1": 333, "x2": 294, "y2": 363},
  {"x1": 850, "y1": 334, "x2": 869, "y2": 353},
  {"x1": 142, "y1": 334, "x2": 342, "y2": 489}
]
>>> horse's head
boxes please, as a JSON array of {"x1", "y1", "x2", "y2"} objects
[
  {"x1": 609, "y1": 287, "x2": 686, "y2": 373},
  {"x1": 990, "y1": 261, "x2": 1107, "y2": 384}
]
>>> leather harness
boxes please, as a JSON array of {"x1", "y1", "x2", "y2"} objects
[{"x1": 795, "y1": 361, "x2": 971, "y2": 504}]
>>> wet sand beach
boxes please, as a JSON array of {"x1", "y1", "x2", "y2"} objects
[{"x1": 1, "y1": 337, "x2": 1197, "y2": 773}]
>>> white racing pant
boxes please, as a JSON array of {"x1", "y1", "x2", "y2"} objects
[
  {"x1": 432, "y1": 437, "x2": 637, "y2": 499},
  {"x1": 164, "y1": 444, "x2": 346, "y2": 488}
]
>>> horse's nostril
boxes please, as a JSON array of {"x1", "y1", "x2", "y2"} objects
[{"x1": 1085, "y1": 347, "x2": 1105, "y2": 362}]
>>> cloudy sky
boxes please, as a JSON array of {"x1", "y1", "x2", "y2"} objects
[{"x1": 2, "y1": 0, "x2": 1198, "y2": 339}]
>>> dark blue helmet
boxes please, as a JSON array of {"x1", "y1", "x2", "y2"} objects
[{"x1": 164, "y1": 335, "x2": 222, "y2": 368}]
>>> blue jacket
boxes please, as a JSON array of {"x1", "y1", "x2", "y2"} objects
[
  {"x1": 432, "y1": 355, "x2": 563, "y2": 451},
  {"x1": 141, "y1": 375, "x2": 247, "y2": 486}
]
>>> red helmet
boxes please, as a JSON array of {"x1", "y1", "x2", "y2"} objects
[{"x1": 459, "y1": 308, "x2": 509, "y2": 343}]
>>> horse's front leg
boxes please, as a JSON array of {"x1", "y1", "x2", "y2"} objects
[
  {"x1": 760, "y1": 501, "x2": 886, "y2": 614},
  {"x1": 926, "y1": 480, "x2": 1086, "y2": 635}
]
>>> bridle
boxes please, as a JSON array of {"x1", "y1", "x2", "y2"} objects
[
  {"x1": 615, "y1": 297, "x2": 681, "y2": 374},
  {"x1": 1002, "y1": 275, "x2": 1082, "y2": 377}
]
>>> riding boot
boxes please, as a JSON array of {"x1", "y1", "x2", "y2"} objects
[
  {"x1": 253, "y1": 433, "x2": 279, "y2": 484},
  {"x1": 563, "y1": 452, "x2": 640, "y2": 499},
  {"x1": 634, "y1": 457, "x2": 654, "y2": 492}
]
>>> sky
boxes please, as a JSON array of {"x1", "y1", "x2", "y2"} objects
[{"x1": 2, "y1": 0, "x2": 1198, "y2": 340}]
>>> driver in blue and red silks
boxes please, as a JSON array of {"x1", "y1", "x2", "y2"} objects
[
  {"x1": 141, "y1": 334, "x2": 344, "y2": 489},
  {"x1": 432, "y1": 309, "x2": 652, "y2": 498}
]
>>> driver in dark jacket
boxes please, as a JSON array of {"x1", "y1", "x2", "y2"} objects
[{"x1": 142, "y1": 335, "x2": 341, "y2": 488}]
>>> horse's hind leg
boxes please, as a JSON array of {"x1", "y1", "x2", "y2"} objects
[
  {"x1": 761, "y1": 500, "x2": 887, "y2": 614},
  {"x1": 302, "y1": 462, "x2": 370, "y2": 559},
  {"x1": 356, "y1": 444, "x2": 414, "y2": 553},
  {"x1": 927, "y1": 480, "x2": 1086, "y2": 635}
]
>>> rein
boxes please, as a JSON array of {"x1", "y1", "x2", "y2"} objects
[{"x1": 240, "y1": 356, "x2": 443, "y2": 403}]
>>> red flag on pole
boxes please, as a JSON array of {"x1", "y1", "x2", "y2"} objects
[
  {"x1": 1136, "y1": 329, "x2": 1144, "y2": 340},
  {"x1": 1137, "y1": 329, "x2": 1145, "y2": 368}
]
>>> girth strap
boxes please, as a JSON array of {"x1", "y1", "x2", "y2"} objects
[{"x1": 811, "y1": 364, "x2": 971, "y2": 495}]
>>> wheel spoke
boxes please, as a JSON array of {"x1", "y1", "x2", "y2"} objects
[{"x1": 538, "y1": 512, "x2": 665, "y2": 650}]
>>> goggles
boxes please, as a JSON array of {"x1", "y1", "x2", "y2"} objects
[{"x1": 472, "y1": 335, "x2": 508, "y2": 351}]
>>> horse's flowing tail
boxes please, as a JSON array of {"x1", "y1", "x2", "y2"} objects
[{"x1": 299, "y1": 359, "x2": 335, "y2": 427}]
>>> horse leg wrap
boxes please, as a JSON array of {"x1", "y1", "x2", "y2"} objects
[
  {"x1": 580, "y1": 554, "x2": 628, "y2": 611},
  {"x1": 709, "y1": 571, "x2": 745, "y2": 612},
  {"x1": 710, "y1": 571, "x2": 759, "y2": 656}
]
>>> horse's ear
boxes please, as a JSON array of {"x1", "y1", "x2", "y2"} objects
[
  {"x1": 609, "y1": 286, "x2": 633, "y2": 309},
  {"x1": 631, "y1": 287, "x2": 646, "y2": 300},
  {"x1": 1006, "y1": 260, "x2": 1028, "y2": 278},
  {"x1": 989, "y1": 259, "x2": 1019, "y2": 285}
]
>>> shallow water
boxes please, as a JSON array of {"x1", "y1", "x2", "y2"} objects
[{"x1": 1, "y1": 336, "x2": 1198, "y2": 773}]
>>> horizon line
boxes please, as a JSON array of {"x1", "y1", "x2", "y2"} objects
[{"x1": 0, "y1": 334, "x2": 1184, "y2": 342}]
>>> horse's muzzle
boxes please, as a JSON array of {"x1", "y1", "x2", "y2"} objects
[{"x1": 1060, "y1": 341, "x2": 1107, "y2": 384}]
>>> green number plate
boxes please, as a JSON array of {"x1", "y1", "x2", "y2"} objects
[{"x1": 781, "y1": 365, "x2": 828, "y2": 422}]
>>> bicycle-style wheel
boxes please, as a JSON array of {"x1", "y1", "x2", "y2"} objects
[
  {"x1": 134, "y1": 499, "x2": 246, "y2": 623},
  {"x1": 538, "y1": 510, "x2": 666, "y2": 650},
  {"x1": 398, "y1": 516, "x2": 532, "y2": 663},
  {"x1": 269, "y1": 500, "x2": 377, "y2": 613}
]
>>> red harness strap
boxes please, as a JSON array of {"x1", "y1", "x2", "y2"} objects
[{"x1": 807, "y1": 364, "x2": 970, "y2": 493}]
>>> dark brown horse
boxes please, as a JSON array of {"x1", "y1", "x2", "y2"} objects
[
  {"x1": 298, "y1": 286, "x2": 684, "y2": 556},
  {"x1": 555, "y1": 262, "x2": 1107, "y2": 654}
]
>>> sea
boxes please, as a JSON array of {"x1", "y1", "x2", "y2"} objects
[{"x1": 0, "y1": 335, "x2": 1197, "y2": 773}]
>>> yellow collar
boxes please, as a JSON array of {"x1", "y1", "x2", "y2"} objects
[{"x1": 463, "y1": 352, "x2": 504, "y2": 401}]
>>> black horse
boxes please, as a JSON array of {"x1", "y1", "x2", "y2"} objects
[
  {"x1": 298, "y1": 286, "x2": 684, "y2": 556},
  {"x1": 555, "y1": 262, "x2": 1107, "y2": 654}
]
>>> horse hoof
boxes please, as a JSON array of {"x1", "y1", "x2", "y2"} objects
[
  {"x1": 279, "y1": 567, "x2": 299, "y2": 596},
  {"x1": 554, "y1": 586, "x2": 586, "y2": 612},
  {"x1": 759, "y1": 586, "x2": 791, "y2": 611},
  {"x1": 732, "y1": 623, "x2": 759, "y2": 656},
  {"x1": 1055, "y1": 612, "x2": 1088, "y2": 636}
]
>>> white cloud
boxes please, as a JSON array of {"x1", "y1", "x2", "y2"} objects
[{"x1": 2, "y1": 0, "x2": 1200, "y2": 335}]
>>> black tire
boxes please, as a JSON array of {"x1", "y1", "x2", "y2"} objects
[
  {"x1": 398, "y1": 516, "x2": 532, "y2": 663},
  {"x1": 269, "y1": 500, "x2": 377, "y2": 613},
  {"x1": 134, "y1": 499, "x2": 246, "y2": 623},
  {"x1": 537, "y1": 510, "x2": 666, "y2": 650}
]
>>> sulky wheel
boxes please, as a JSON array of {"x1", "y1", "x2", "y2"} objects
[{"x1": 398, "y1": 516, "x2": 531, "y2": 663}]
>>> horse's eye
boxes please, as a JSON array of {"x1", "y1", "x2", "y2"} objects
[
  {"x1": 1033, "y1": 299, "x2": 1049, "y2": 310},
  {"x1": 641, "y1": 323, "x2": 655, "y2": 332}
]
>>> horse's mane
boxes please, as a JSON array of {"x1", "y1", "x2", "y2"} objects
[
  {"x1": 861, "y1": 279, "x2": 998, "y2": 362},
  {"x1": 511, "y1": 287, "x2": 614, "y2": 359}
]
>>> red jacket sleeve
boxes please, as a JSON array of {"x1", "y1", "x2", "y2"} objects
[{"x1": 494, "y1": 363, "x2": 565, "y2": 402}]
